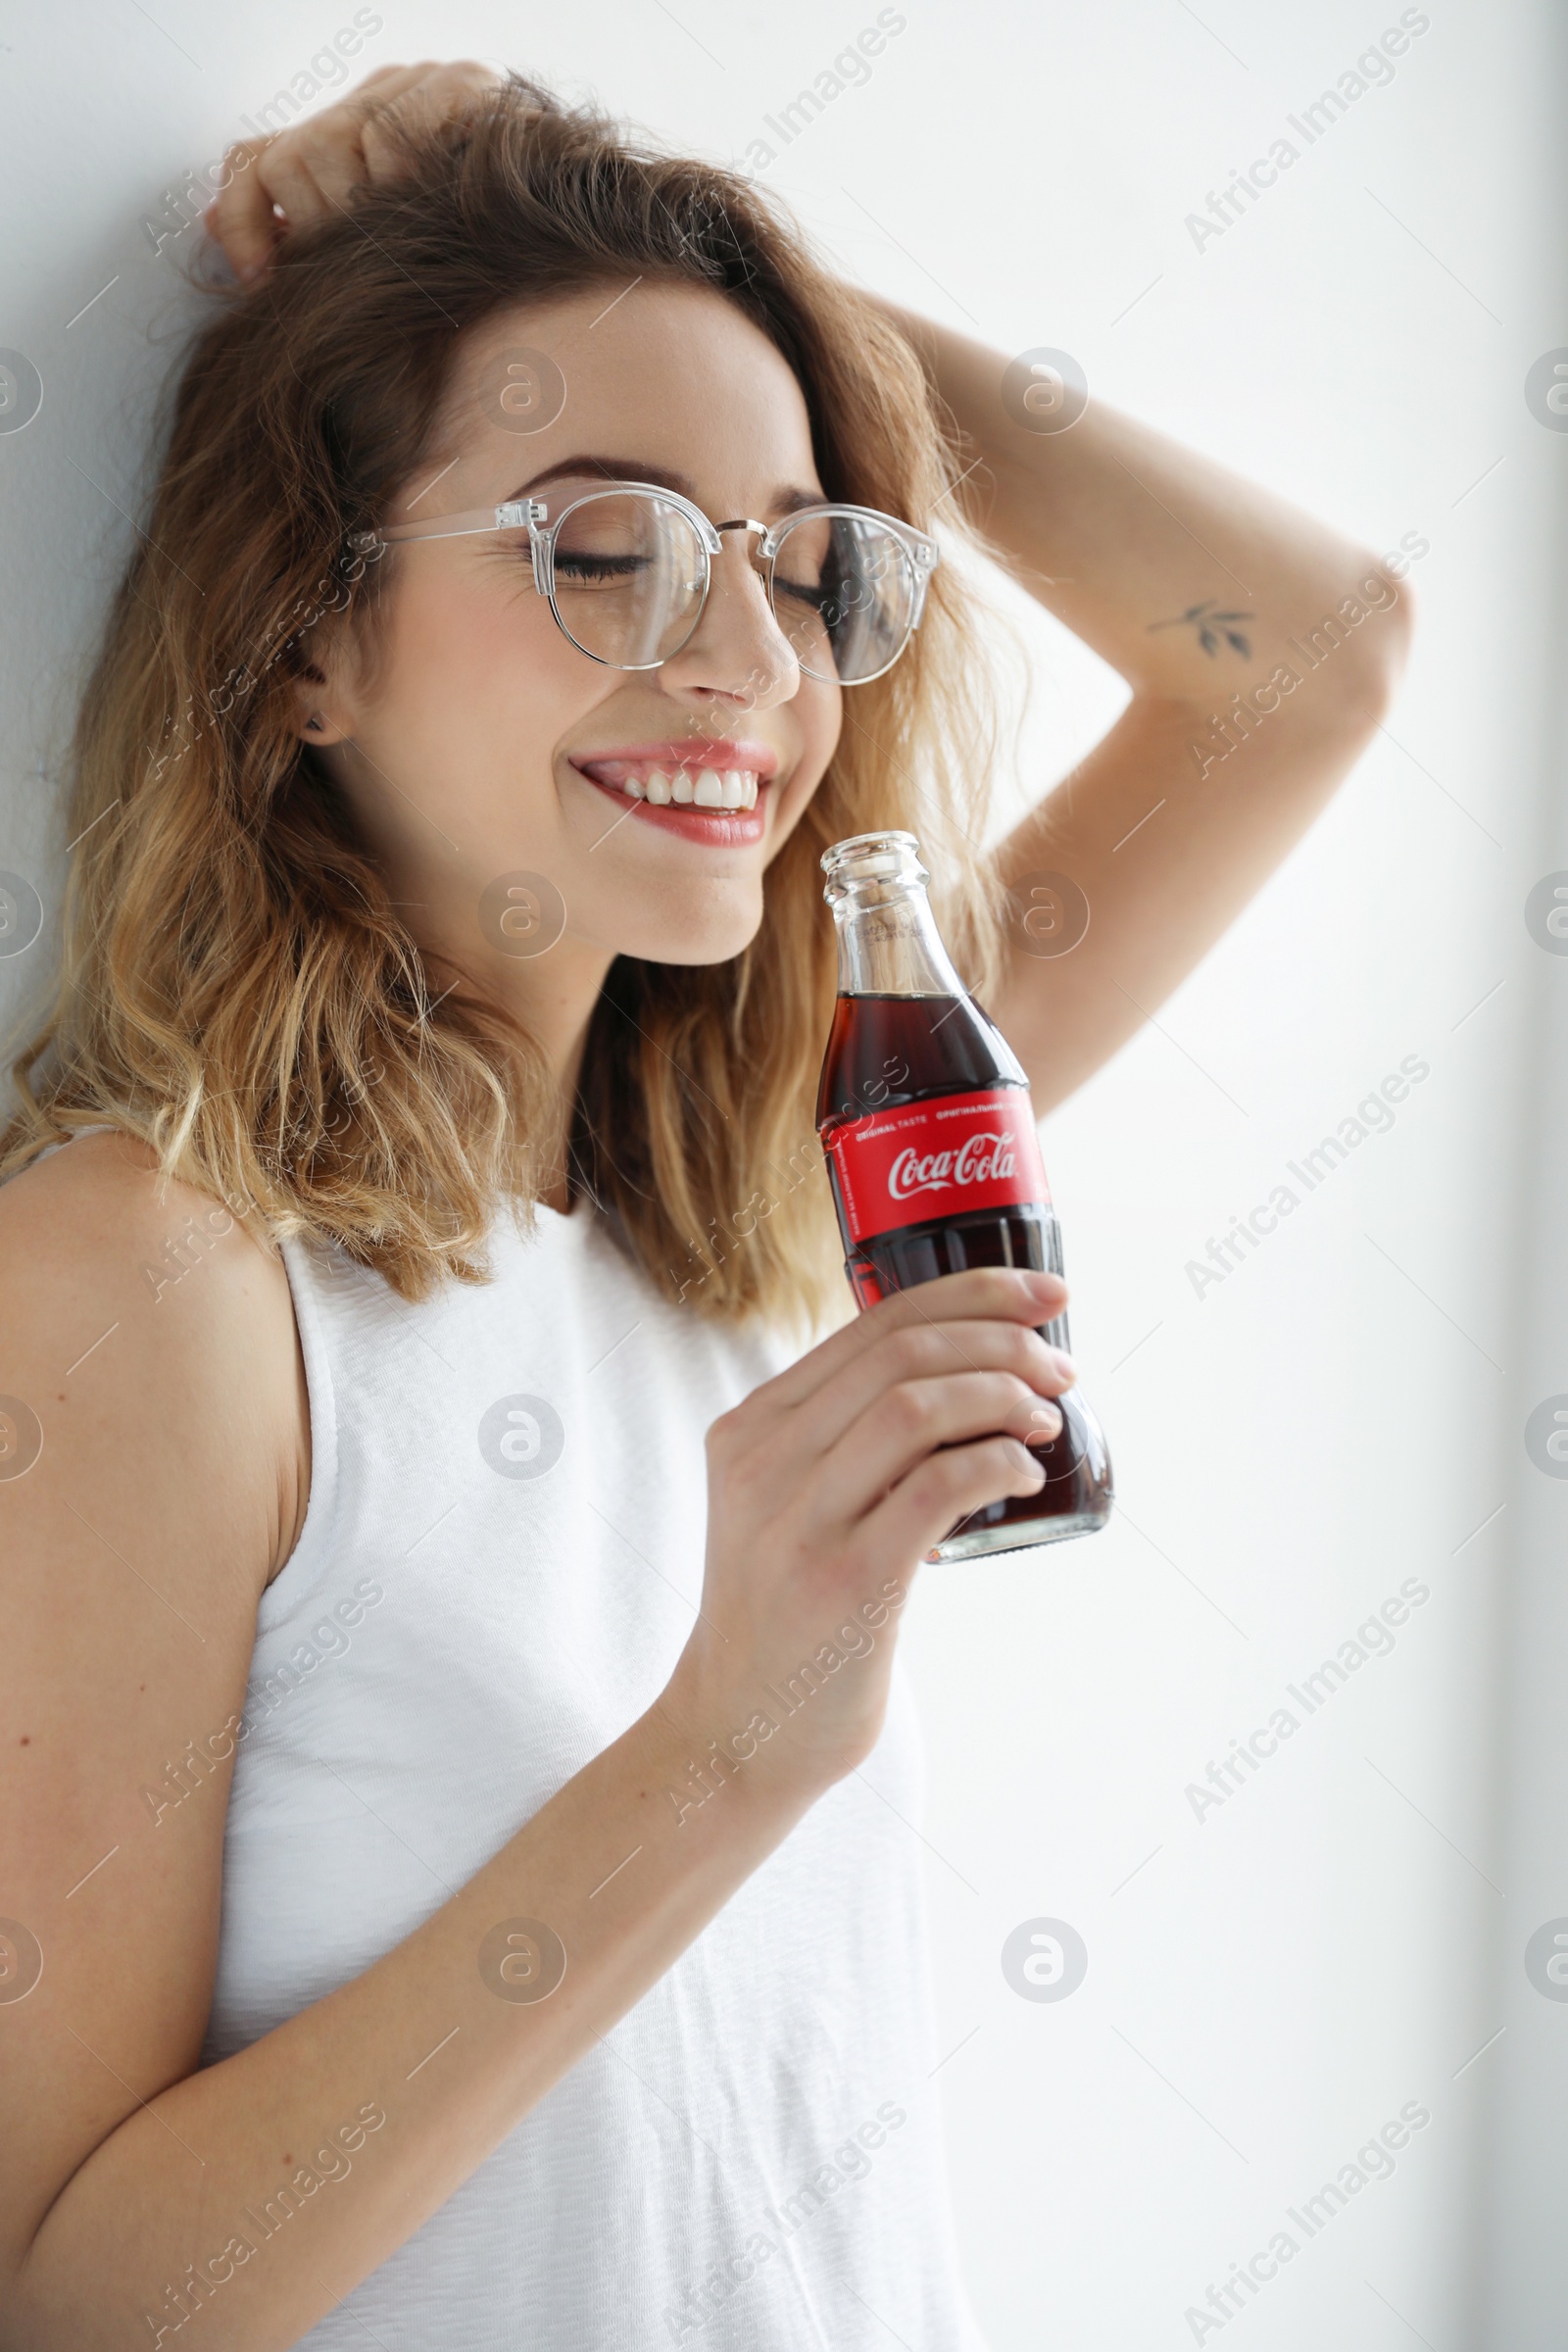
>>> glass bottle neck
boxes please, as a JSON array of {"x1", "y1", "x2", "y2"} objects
[
  {"x1": 821, "y1": 833, "x2": 967, "y2": 998},
  {"x1": 830, "y1": 882, "x2": 967, "y2": 997}
]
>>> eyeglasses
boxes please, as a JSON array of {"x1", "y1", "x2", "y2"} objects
[{"x1": 348, "y1": 478, "x2": 940, "y2": 685}]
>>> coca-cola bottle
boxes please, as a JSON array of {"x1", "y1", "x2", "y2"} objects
[{"x1": 815, "y1": 830, "x2": 1112, "y2": 1560}]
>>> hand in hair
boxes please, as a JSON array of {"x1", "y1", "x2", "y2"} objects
[{"x1": 203, "y1": 58, "x2": 507, "y2": 285}]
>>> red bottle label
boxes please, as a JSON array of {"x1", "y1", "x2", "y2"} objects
[{"x1": 823, "y1": 1087, "x2": 1051, "y2": 1246}]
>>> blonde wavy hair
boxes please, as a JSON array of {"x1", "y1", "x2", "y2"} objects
[{"x1": 0, "y1": 72, "x2": 1020, "y2": 1329}]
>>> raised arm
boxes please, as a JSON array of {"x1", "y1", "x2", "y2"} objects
[{"x1": 868, "y1": 297, "x2": 1414, "y2": 1109}]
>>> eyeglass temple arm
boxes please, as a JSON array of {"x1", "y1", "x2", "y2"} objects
[{"x1": 349, "y1": 500, "x2": 542, "y2": 554}]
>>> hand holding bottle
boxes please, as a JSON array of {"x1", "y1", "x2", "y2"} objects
[{"x1": 665, "y1": 1264, "x2": 1076, "y2": 1801}]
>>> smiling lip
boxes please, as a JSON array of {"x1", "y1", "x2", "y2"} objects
[{"x1": 568, "y1": 738, "x2": 781, "y2": 841}]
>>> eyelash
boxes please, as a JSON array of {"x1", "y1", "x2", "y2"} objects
[
  {"x1": 551, "y1": 553, "x2": 648, "y2": 581},
  {"x1": 517, "y1": 546, "x2": 834, "y2": 614}
]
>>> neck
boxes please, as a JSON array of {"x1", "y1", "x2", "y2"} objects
[{"x1": 384, "y1": 888, "x2": 612, "y2": 1217}]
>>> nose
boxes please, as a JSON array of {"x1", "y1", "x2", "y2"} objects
[{"x1": 657, "y1": 527, "x2": 805, "y2": 713}]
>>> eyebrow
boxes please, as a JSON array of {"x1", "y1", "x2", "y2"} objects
[{"x1": 506, "y1": 456, "x2": 827, "y2": 518}]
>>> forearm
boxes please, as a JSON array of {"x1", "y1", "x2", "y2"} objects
[
  {"x1": 861, "y1": 296, "x2": 1415, "y2": 1103},
  {"x1": 866, "y1": 292, "x2": 1401, "y2": 706},
  {"x1": 10, "y1": 1685, "x2": 811, "y2": 2352},
  {"x1": 987, "y1": 691, "x2": 1388, "y2": 1105}
]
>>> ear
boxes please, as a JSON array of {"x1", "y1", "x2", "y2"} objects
[{"x1": 292, "y1": 646, "x2": 355, "y2": 747}]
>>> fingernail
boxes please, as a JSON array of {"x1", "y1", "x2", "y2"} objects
[
  {"x1": 1025, "y1": 1405, "x2": 1063, "y2": 1446},
  {"x1": 1048, "y1": 1348, "x2": 1077, "y2": 1384},
  {"x1": 1006, "y1": 1439, "x2": 1045, "y2": 1476},
  {"x1": 1023, "y1": 1270, "x2": 1063, "y2": 1306}
]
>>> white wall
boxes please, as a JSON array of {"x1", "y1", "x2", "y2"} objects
[{"x1": 1, "y1": 3, "x2": 1559, "y2": 2344}]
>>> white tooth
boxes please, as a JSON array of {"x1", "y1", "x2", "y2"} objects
[
  {"x1": 624, "y1": 775, "x2": 647, "y2": 799},
  {"x1": 694, "y1": 771, "x2": 724, "y2": 808},
  {"x1": 740, "y1": 773, "x2": 758, "y2": 808},
  {"x1": 721, "y1": 770, "x2": 744, "y2": 808},
  {"x1": 645, "y1": 771, "x2": 671, "y2": 806},
  {"x1": 671, "y1": 768, "x2": 696, "y2": 804}
]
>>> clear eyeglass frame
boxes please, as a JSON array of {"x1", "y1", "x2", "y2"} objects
[{"x1": 346, "y1": 477, "x2": 942, "y2": 684}]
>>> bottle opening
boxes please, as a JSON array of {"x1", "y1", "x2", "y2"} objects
[{"x1": 820, "y1": 831, "x2": 928, "y2": 905}]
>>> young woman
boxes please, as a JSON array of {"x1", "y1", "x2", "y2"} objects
[{"x1": 0, "y1": 65, "x2": 1409, "y2": 2352}]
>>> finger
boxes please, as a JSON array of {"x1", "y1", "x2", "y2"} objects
[
  {"x1": 357, "y1": 61, "x2": 505, "y2": 180},
  {"x1": 205, "y1": 140, "x2": 278, "y2": 283},
  {"x1": 332, "y1": 59, "x2": 445, "y2": 141},
  {"x1": 279, "y1": 113, "x2": 377, "y2": 213},
  {"x1": 865, "y1": 1432, "x2": 1049, "y2": 1565},
  {"x1": 250, "y1": 138, "x2": 336, "y2": 240},
  {"x1": 346, "y1": 61, "x2": 496, "y2": 148},
  {"x1": 764, "y1": 1265, "x2": 1068, "y2": 1413},
  {"x1": 380, "y1": 57, "x2": 505, "y2": 114},
  {"x1": 335, "y1": 61, "x2": 441, "y2": 109},
  {"x1": 794, "y1": 1314, "x2": 1074, "y2": 1466},
  {"x1": 813, "y1": 1370, "x2": 1063, "y2": 1527},
  {"x1": 340, "y1": 63, "x2": 423, "y2": 89}
]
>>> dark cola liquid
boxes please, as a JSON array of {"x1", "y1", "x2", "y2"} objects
[{"x1": 816, "y1": 993, "x2": 1112, "y2": 1556}]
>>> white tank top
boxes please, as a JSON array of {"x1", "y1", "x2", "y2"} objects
[{"x1": 192, "y1": 1194, "x2": 992, "y2": 2350}]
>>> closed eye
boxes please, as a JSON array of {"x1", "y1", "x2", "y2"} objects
[
  {"x1": 772, "y1": 573, "x2": 832, "y2": 612},
  {"x1": 552, "y1": 553, "x2": 658, "y2": 585},
  {"x1": 552, "y1": 553, "x2": 653, "y2": 582}
]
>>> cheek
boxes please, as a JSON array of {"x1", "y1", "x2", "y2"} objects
[
  {"x1": 806, "y1": 681, "x2": 842, "y2": 769},
  {"x1": 766, "y1": 681, "x2": 840, "y2": 847},
  {"x1": 372, "y1": 573, "x2": 597, "y2": 785},
  {"x1": 347, "y1": 576, "x2": 608, "y2": 876},
  {"x1": 388, "y1": 568, "x2": 562, "y2": 699}
]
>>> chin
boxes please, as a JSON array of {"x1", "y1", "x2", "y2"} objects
[{"x1": 609, "y1": 885, "x2": 765, "y2": 968}]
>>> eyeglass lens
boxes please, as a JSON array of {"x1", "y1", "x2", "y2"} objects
[
  {"x1": 537, "y1": 491, "x2": 918, "y2": 681},
  {"x1": 767, "y1": 510, "x2": 918, "y2": 684},
  {"x1": 544, "y1": 494, "x2": 709, "y2": 668}
]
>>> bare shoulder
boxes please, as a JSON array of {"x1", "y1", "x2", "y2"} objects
[{"x1": 0, "y1": 1128, "x2": 309, "y2": 1590}]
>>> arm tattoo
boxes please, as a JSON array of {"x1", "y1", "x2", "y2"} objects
[{"x1": 1149, "y1": 599, "x2": 1252, "y2": 659}]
